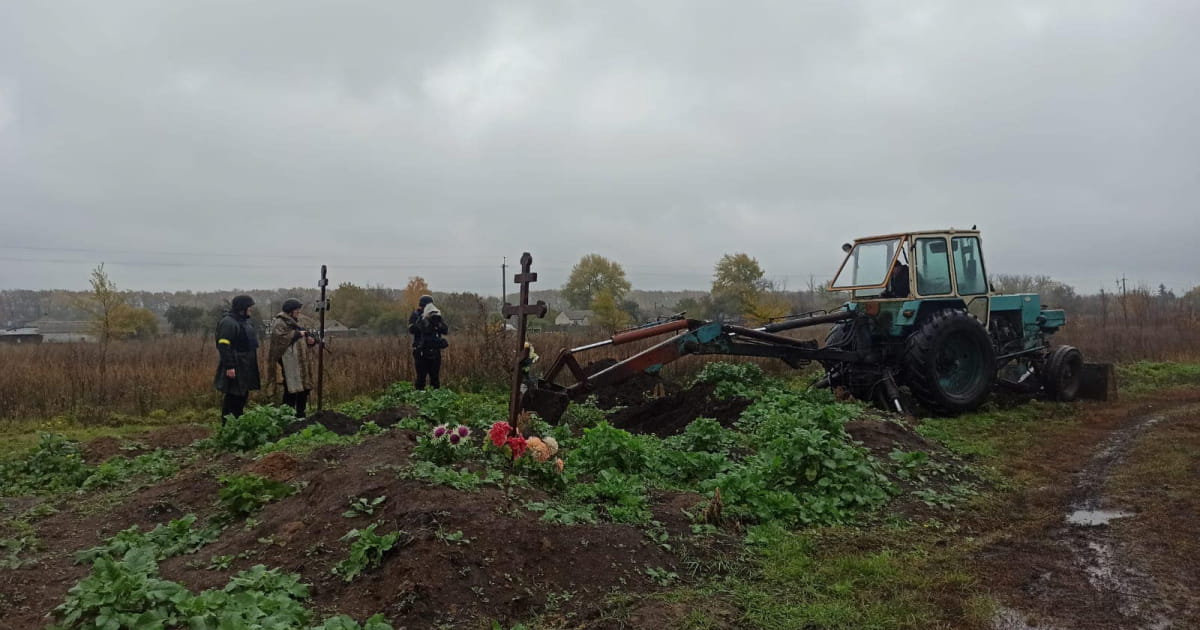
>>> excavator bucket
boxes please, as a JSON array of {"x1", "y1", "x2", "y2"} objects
[
  {"x1": 1077, "y1": 362, "x2": 1117, "y2": 401},
  {"x1": 521, "y1": 383, "x2": 572, "y2": 424}
]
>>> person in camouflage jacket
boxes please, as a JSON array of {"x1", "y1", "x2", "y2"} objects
[{"x1": 266, "y1": 298, "x2": 318, "y2": 418}]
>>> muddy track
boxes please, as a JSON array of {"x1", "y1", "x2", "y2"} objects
[{"x1": 995, "y1": 402, "x2": 1200, "y2": 630}]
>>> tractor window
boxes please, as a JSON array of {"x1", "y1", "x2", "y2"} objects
[
  {"x1": 831, "y1": 238, "x2": 902, "y2": 290},
  {"x1": 952, "y1": 236, "x2": 987, "y2": 295},
  {"x1": 915, "y1": 237, "x2": 952, "y2": 295}
]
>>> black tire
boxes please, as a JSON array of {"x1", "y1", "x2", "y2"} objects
[
  {"x1": 903, "y1": 309, "x2": 996, "y2": 414},
  {"x1": 1042, "y1": 345, "x2": 1083, "y2": 402}
]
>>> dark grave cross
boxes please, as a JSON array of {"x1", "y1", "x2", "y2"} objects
[{"x1": 501, "y1": 252, "x2": 548, "y2": 428}]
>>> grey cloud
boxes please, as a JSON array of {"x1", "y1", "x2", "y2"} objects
[{"x1": 1, "y1": 0, "x2": 1197, "y2": 294}]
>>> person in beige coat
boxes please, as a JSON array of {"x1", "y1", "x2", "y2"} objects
[{"x1": 266, "y1": 298, "x2": 318, "y2": 417}]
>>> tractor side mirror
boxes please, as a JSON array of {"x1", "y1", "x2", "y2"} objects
[{"x1": 841, "y1": 243, "x2": 853, "y2": 253}]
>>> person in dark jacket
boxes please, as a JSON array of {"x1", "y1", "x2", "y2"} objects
[
  {"x1": 408, "y1": 297, "x2": 448, "y2": 390},
  {"x1": 214, "y1": 295, "x2": 262, "y2": 423}
]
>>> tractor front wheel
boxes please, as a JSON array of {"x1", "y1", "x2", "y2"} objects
[
  {"x1": 903, "y1": 309, "x2": 996, "y2": 414},
  {"x1": 1041, "y1": 345, "x2": 1083, "y2": 402}
]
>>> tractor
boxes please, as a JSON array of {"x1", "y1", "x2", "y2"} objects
[{"x1": 522, "y1": 229, "x2": 1111, "y2": 422}]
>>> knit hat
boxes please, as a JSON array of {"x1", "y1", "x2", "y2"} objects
[
  {"x1": 418, "y1": 294, "x2": 434, "y2": 308},
  {"x1": 281, "y1": 298, "x2": 303, "y2": 313},
  {"x1": 231, "y1": 295, "x2": 255, "y2": 313}
]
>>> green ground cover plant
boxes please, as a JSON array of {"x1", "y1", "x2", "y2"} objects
[
  {"x1": 75, "y1": 514, "x2": 219, "y2": 564},
  {"x1": 217, "y1": 473, "x2": 297, "y2": 518},
  {"x1": 333, "y1": 523, "x2": 410, "y2": 582}
]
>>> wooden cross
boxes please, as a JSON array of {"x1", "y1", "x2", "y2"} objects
[{"x1": 502, "y1": 252, "x2": 548, "y2": 427}]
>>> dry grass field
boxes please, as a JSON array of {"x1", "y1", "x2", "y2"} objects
[{"x1": 1, "y1": 316, "x2": 1197, "y2": 424}]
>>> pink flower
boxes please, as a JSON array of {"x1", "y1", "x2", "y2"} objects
[
  {"x1": 449, "y1": 433, "x2": 461, "y2": 445},
  {"x1": 457, "y1": 425, "x2": 471, "y2": 438},
  {"x1": 432, "y1": 425, "x2": 448, "y2": 439}
]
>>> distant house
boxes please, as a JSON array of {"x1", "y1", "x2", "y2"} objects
[
  {"x1": 31, "y1": 320, "x2": 97, "y2": 343},
  {"x1": 0, "y1": 327, "x2": 43, "y2": 344},
  {"x1": 554, "y1": 310, "x2": 593, "y2": 327}
]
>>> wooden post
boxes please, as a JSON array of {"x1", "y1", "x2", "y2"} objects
[
  {"x1": 316, "y1": 265, "x2": 328, "y2": 411},
  {"x1": 501, "y1": 253, "x2": 548, "y2": 428}
]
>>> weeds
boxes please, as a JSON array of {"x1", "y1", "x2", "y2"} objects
[
  {"x1": 75, "y1": 513, "x2": 219, "y2": 563},
  {"x1": 217, "y1": 474, "x2": 297, "y2": 518},
  {"x1": 333, "y1": 524, "x2": 410, "y2": 582},
  {"x1": 343, "y1": 495, "x2": 387, "y2": 518}
]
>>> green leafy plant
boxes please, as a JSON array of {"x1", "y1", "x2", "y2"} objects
[
  {"x1": 567, "y1": 469, "x2": 652, "y2": 525},
  {"x1": 312, "y1": 614, "x2": 395, "y2": 630},
  {"x1": 76, "y1": 514, "x2": 219, "y2": 563},
  {"x1": 343, "y1": 495, "x2": 387, "y2": 518},
  {"x1": 218, "y1": 474, "x2": 297, "y2": 518},
  {"x1": 211, "y1": 404, "x2": 296, "y2": 452},
  {"x1": 396, "y1": 461, "x2": 502, "y2": 492},
  {"x1": 259, "y1": 425, "x2": 358, "y2": 456},
  {"x1": 645, "y1": 566, "x2": 680, "y2": 586},
  {"x1": 52, "y1": 547, "x2": 190, "y2": 629},
  {"x1": 80, "y1": 449, "x2": 179, "y2": 491},
  {"x1": 434, "y1": 528, "x2": 470, "y2": 545},
  {"x1": 0, "y1": 433, "x2": 91, "y2": 496},
  {"x1": 572, "y1": 422, "x2": 654, "y2": 475},
  {"x1": 693, "y1": 361, "x2": 769, "y2": 398},
  {"x1": 524, "y1": 501, "x2": 599, "y2": 525},
  {"x1": 175, "y1": 564, "x2": 311, "y2": 629},
  {"x1": 333, "y1": 524, "x2": 409, "y2": 582},
  {"x1": 1, "y1": 535, "x2": 37, "y2": 569}
]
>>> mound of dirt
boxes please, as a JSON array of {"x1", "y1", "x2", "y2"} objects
[
  {"x1": 283, "y1": 410, "x2": 360, "y2": 436},
  {"x1": 82, "y1": 436, "x2": 129, "y2": 464},
  {"x1": 584, "y1": 359, "x2": 682, "y2": 409},
  {"x1": 242, "y1": 452, "x2": 301, "y2": 482},
  {"x1": 142, "y1": 425, "x2": 212, "y2": 450},
  {"x1": 609, "y1": 382, "x2": 751, "y2": 437},
  {"x1": 360, "y1": 405, "x2": 420, "y2": 429},
  {"x1": 843, "y1": 419, "x2": 935, "y2": 457}
]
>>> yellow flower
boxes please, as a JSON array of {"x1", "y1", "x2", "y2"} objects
[{"x1": 554, "y1": 457, "x2": 565, "y2": 474}]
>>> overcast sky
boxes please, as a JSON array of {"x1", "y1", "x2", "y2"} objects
[{"x1": 1, "y1": 1, "x2": 1198, "y2": 296}]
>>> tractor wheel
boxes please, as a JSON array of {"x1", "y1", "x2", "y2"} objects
[
  {"x1": 1041, "y1": 345, "x2": 1083, "y2": 402},
  {"x1": 903, "y1": 309, "x2": 996, "y2": 414}
]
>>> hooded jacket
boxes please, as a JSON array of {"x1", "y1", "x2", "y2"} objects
[
  {"x1": 214, "y1": 310, "x2": 262, "y2": 395},
  {"x1": 409, "y1": 303, "x2": 449, "y2": 351}
]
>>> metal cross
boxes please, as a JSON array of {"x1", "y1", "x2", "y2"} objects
[{"x1": 502, "y1": 252, "x2": 548, "y2": 427}]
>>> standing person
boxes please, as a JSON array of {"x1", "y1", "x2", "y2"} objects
[
  {"x1": 409, "y1": 299, "x2": 449, "y2": 390},
  {"x1": 266, "y1": 298, "x2": 317, "y2": 418},
  {"x1": 214, "y1": 295, "x2": 261, "y2": 423}
]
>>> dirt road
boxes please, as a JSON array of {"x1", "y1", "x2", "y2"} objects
[{"x1": 987, "y1": 395, "x2": 1200, "y2": 630}]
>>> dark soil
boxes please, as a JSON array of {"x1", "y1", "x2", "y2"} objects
[
  {"x1": 359, "y1": 406, "x2": 420, "y2": 429},
  {"x1": 82, "y1": 425, "x2": 212, "y2": 464},
  {"x1": 242, "y1": 451, "x2": 301, "y2": 482},
  {"x1": 844, "y1": 418, "x2": 936, "y2": 458},
  {"x1": 2, "y1": 428, "x2": 693, "y2": 630},
  {"x1": 608, "y1": 382, "x2": 751, "y2": 437},
  {"x1": 584, "y1": 359, "x2": 682, "y2": 409},
  {"x1": 82, "y1": 436, "x2": 127, "y2": 464},
  {"x1": 284, "y1": 410, "x2": 361, "y2": 436},
  {"x1": 141, "y1": 425, "x2": 212, "y2": 450}
]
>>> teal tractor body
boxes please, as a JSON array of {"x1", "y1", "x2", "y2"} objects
[{"x1": 822, "y1": 229, "x2": 1105, "y2": 413}]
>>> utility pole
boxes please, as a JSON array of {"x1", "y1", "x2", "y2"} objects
[{"x1": 1118, "y1": 275, "x2": 1128, "y2": 327}]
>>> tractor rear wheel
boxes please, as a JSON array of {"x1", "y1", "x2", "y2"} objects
[
  {"x1": 903, "y1": 309, "x2": 996, "y2": 414},
  {"x1": 1041, "y1": 345, "x2": 1083, "y2": 402}
]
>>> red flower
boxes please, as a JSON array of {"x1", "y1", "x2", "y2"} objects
[
  {"x1": 488, "y1": 422, "x2": 512, "y2": 447},
  {"x1": 506, "y1": 436, "x2": 528, "y2": 459}
]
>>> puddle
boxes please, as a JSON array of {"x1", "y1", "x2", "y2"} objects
[{"x1": 1066, "y1": 509, "x2": 1132, "y2": 527}]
